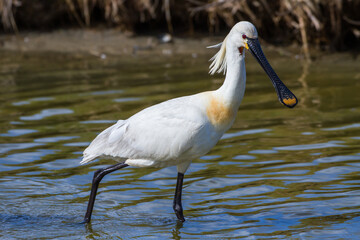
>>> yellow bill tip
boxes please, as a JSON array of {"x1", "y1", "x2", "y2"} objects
[{"x1": 282, "y1": 97, "x2": 297, "y2": 108}]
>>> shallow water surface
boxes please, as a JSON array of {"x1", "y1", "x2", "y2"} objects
[{"x1": 0, "y1": 50, "x2": 360, "y2": 239}]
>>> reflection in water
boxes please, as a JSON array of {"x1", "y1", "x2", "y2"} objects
[
  {"x1": 0, "y1": 129, "x2": 38, "y2": 137},
  {"x1": 20, "y1": 108, "x2": 74, "y2": 121},
  {"x1": 221, "y1": 128, "x2": 271, "y2": 140},
  {"x1": 13, "y1": 97, "x2": 55, "y2": 106},
  {"x1": 0, "y1": 51, "x2": 360, "y2": 239},
  {"x1": 172, "y1": 221, "x2": 184, "y2": 240},
  {"x1": 0, "y1": 143, "x2": 44, "y2": 154},
  {"x1": 323, "y1": 123, "x2": 360, "y2": 131},
  {"x1": 274, "y1": 141, "x2": 346, "y2": 151},
  {"x1": 113, "y1": 97, "x2": 142, "y2": 103}
]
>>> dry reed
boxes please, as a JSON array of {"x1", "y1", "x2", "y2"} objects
[{"x1": 0, "y1": 0, "x2": 359, "y2": 51}]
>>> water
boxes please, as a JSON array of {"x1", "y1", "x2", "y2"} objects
[{"x1": 0, "y1": 49, "x2": 360, "y2": 239}]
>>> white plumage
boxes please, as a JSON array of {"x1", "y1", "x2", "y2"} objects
[
  {"x1": 80, "y1": 21, "x2": 297, "y2": 223},
  {"x1": 81, "y1": 22, "x2": 260, "y2": 173},
  {"x1": 81, "y1": 91, "x2": 236, "y2": 173}
]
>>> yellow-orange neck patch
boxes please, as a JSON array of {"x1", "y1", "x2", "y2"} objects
[{"x1": 206, "y1": 95, "x2": 235, "y2": 127}]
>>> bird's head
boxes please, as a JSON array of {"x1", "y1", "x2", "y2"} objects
[
  {"x1": 229, "y1": 21, "x2": 258, "y2": 54},
  {"x1": 208, "y1": 21, "x2": 298, "y2": 108}
]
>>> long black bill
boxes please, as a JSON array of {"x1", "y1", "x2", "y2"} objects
[{"x1": 247, "y1": 38, "x2": 298, "y2": 108}]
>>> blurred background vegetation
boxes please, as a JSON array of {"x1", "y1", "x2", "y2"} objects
[{"x1": 0, "y1": 0, "x2": 359, "y2": 52}]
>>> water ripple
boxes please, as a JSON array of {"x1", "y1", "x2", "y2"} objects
[
  {"x1": 12, "y1": 97, "x2": 54, "y2": 106},
  {"x1": 113, "y1": 97, "x2": 141, "y2": 103},
  {"x1": 274, "y1": 141, "x2": 346, "y2": 151},
  {"x1": 20, "y1": 108, "x2": 73, "y2": 121},
  {"x1": 34, "y1": 136, "x2": 79, "y2": 143},
  {"x1": 0, "y1": 143, "x2": 44, "y2": 154},
  {"x1": 0, "y1": 52, "x2": 359, "y2": 239},
  {"x1": 221, "y1": 129, "x2": 271, "y2": 140},
  {"x1": 0, "y1": 129, "x2": 38, "y2": 137},
  {"x1": 323, "y1": 123, "x2": 360, "y2": 131}
]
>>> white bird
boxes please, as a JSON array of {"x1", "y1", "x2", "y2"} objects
[{"x1": 80, "y1": 21, "x2": 298, "y2": 223}]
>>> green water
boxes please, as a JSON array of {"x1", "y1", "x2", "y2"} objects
[{"x1": 0, "y1": 49, "x2": 360, "y2": 239}]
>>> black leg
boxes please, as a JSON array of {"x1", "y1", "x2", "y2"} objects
[
  {"x1": 83, "y1": 162, "x2": 128, "y2": 223},
  {"x1": 173, "y1": 172, "x2": 185, "y2": 222}
]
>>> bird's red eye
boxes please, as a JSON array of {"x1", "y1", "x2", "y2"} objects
[{"x1": 242, "y1": 34, "x2": 246, "y2": 39}]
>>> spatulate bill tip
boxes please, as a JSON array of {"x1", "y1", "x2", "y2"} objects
[{"x1": 281, "y1": 96, "x2": 298, "y2": 108}]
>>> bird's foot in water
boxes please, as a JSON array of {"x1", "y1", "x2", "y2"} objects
[
  {"x1": 174, "y1": 204, "x2": 185, "y2": 222},
  {"x1": 176, "y1": 212, "x2": 185, "y2": 222}
]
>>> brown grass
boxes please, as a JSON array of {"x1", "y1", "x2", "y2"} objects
[
  {"x1": 0, "y1": 0, "x2": 18, "y2": 32},
  {"x1": 0, "y1": 0, "x2": 359, "y2": 51}
]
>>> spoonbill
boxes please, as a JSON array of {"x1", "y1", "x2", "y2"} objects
[{"x1": 80, "y1": 21, "x2": 298, "y2": 223}]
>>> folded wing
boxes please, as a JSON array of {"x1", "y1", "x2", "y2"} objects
[{"x1": 81, "y1": 96, "x2": 206, "y2": 165}]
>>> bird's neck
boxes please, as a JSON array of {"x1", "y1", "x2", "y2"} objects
[{"x1": 217, "y1": 43, "x2": 246, "y2": 109}]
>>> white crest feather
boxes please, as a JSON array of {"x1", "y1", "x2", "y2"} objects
[
  {"x1": 206, "y1": 42, "x2": 222, "y2": 49},
  {"x1": 208, "y1": 35, "x2": 228, "y2": 75}
]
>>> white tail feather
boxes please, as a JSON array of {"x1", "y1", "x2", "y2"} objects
[
  {"x1": 80, "y1": 153, "x2": 97, "y2": 165},
  {"x1": 208, "y1": 35, "x2": 228, "y2": 75}
]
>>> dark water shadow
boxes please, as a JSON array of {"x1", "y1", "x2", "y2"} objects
[{"x1": 172, "y1": 220, "x2": 184, "y2": 240}]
